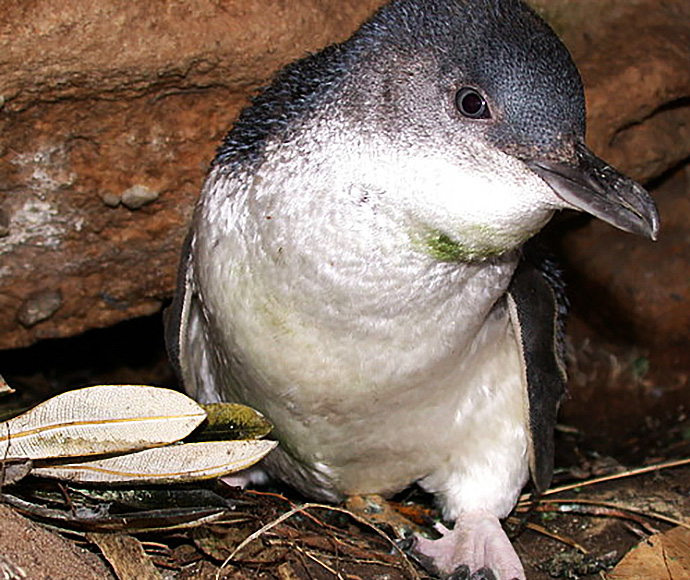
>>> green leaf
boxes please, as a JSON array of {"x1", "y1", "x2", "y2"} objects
[{"x1": 190, "y1": 403, "x2": 273, "y2": 441}]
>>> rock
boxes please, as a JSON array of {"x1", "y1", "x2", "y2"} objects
[
  {"x1": 0, "y1": 0, "x2": 688, "y2": 349},
  {"x1": 17, "y1": 289, "x2": 63, "y2": 327},
  {"x1": 121, "y1": 185, "x2": 160, "y2": 210},
  {"x1": 561, "y1": 166, "x2": 690, "y2": 352},
  {"x1": 538, "y1": 1, "x2": 690, "y2": 452},
  {"x1": 0, "y1": 0, "x2": 385, "y2": 113},
  {"x1": 0, "y1": 0, "x2": 384, "y2": 349},
  {"x1": 0, "y1": 504, "x2": 115, "y2": 580},
  {"x1": 101, "y1": 193, "x2": 122, "y2": 208},
  {"x1": 572, "y1": 3, "x2": 690, "y2": 183},
  {"x1": 554, "y1": 163, "x2": 690, "y2": 463},
  {"x1": 531, "y1": 0, "x2": 690, "y2": 182}
]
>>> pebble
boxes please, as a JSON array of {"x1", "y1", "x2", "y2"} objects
[
  {"x1": 17, "y1": 289, "x2": 63, "y2": 327},
  {"x1": 120, "y1": 185, "x2": 159, "y2": 210},
  {"x1": 101, "y1": 193, "x2": 121, "y2": 208}
]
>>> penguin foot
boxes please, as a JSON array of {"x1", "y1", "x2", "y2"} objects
[{"x1": 412, "y1": 510, "x2": 525, "y2": 580}]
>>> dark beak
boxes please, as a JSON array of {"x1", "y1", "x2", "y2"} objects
[{"x1": 528, "y1": 142, "x2": 659, "y2": 240}]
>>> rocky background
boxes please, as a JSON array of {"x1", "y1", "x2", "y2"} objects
[{"x1": 1, "y1": 0, "x2": 689, "y2": 454}]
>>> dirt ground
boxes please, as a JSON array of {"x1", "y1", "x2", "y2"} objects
[
  {"x1": 1, "y1": 317, "x2": 689, "y2": 580},
  {"x1": 1, "y1": 457, "x2": 689, "y2": 580}
]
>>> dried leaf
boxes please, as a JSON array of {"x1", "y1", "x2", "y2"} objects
[
  {"x1": 277, "y1": 562, "x2": 303, "y2": 580},
  {"x1": 88, "y1": 532, "x2": 164, "y2": 580},
  {"x1": 192, "y1": 402, "x2": 273, "y2": 441},
  {"x1": 0, "y1": 385, "x2": 206, "y2": 460},
  {"x1": 32, "y1": 439, "x2": 277, "y2": 484},
  {"x1": 192, "y1": 524, "x2": 247, "y2": 561},
  {"x1": 0, "y1": 458, "x2": 33, "y2": 485},
  {"x1": 608, "y1": 526, "x2": 690, "y2": 579},
  {"x1": 66, "y1": 485, "x2": 237, "y2": 511},
  {"x1": 192, "y1": 524, "x2": 288, "y2": 563},
  {"x1": 1, "y1": 490, "x2": 229, "y2": 533}
]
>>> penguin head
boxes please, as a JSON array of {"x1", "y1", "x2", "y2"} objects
[
  {"x1": 330, "y1": 0, "x2": 659, "y2": 258},
  {"x1": 216, "y1": 0, "x2": 658, "y2": 260},
  {"x1": 360, "y1": 0, "x2": 586, "y2": 159}
]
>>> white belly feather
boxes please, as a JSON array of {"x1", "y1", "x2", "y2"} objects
[{"x1": 190, "y1": 182, "x2": 530, "y2": 517}]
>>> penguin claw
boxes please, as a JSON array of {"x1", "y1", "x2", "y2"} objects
[
  {"x1": 445, "y1": 565, "x2": 471, "y2": 580},
  {"x1": 396, "y1": 535, "x2": 439, "y2": 574},
  {"x1": 446, "y1": 566, "x2": 499, "y2": 580},
  {"x1": 469, "y1": 568, "x2": 498, "y2": 580}
]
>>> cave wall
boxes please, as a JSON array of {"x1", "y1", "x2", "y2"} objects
[
  {"x1": 0, "y1": 0, "x2": 384, "y2": 348},
  {"x1": 1, "y1": 0, "x2": 689, "y2": 354}
]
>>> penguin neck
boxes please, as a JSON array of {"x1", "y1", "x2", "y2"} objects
[
  {"x1": 199, "y1": 160, "x2": 523, "y2": 396},
  {"x1": 238, "y1": 168, "x2": 521, "y2": 330},
  {"x1": 205, "y1": 119, "x2": 531, "y2": 333}
]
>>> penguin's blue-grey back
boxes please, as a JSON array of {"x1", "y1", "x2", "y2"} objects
[{"x1": 213, "y1": 43, "x2": 351, "y2": 170}]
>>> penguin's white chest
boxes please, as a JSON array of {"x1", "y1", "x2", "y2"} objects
[{"x1": 193, "y1": 209, "x2": 529, "y2": 515}]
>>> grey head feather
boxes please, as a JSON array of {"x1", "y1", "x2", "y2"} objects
[{"x1": 356, "y1": 0, "x2": 585, "y2": 158}]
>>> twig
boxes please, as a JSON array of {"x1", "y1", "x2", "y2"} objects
[
  {"x1": 537, "y1": 498, "x2": 688, "y2": 531},
  {"x1": 521, "y1": 457, "x2": 690, "y2": 501},
  {"x1": 216, "y1": 502, "x2": 422, "y2": 580},
  {"x1": 521, "y1": 520, "x2": 589, "y2": 553},
  {"x1": 295, "y1": 544, "x2": 345, "y2": 579},
  {"x1": 245, "y1": 488, "x2": 348, "y2": 533}
]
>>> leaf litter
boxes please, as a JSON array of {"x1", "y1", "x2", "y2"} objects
[{"x1": 1, "y1": 380, "x2": 690, "y2": 579}]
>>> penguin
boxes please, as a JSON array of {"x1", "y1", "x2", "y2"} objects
[{"x1": 165, "y1": 1, "x2": 659, "y2": 578}]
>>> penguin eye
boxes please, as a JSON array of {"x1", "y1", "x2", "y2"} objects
[{"x1": 455, "y1": 87, "x2": 490, "y2": 119}]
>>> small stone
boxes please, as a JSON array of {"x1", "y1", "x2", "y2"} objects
[
  {"x1": 101, "y1": 192, "x2": 121, "y2": 207},
  {"x1": 0, "y1": 372, "x2": 14, "y2": 395},
  {"x1": 17, "y1": 289, "x2": 63, "y2": 327},
  {"x1": 120, "y1": 185, "x2": 159, "y2": 210}
]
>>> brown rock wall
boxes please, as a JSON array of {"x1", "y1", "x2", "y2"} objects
[
  {"x1": 0, "y1": 503, "x2": 115, "y2": 580},
  {"x1": 1, "y1": 89, "x2": 244, "y2": 345},
  {"x1": 561, "y1": 165, "x2": 690, "y2": 350},
  {"x1": 0, "y1": 0, "x2": 383, "y2": 111},
  {"x1": 1, "y1": 0, "x2": 689, "y2": 349},
  {"x1": 0, "y1": 0, "x2": 383, "y2": 348}
]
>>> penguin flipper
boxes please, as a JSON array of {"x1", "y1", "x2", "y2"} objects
[
  {"x1": 506, "y1": 248, "x2": 568, "y2": 493},
  {"x1": 164, "y1": 230, "x2": 193, "y2": 380},
  {"x1": 164, "y1": 231, "x2": 219, "y2": 404}
]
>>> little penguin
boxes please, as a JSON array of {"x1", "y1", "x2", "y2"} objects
[{"x1": 166, "y1": 1, "x2": 659, "y2": 578}]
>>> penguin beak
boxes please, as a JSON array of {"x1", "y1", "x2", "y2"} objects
[{"x1": 528, "y1": 142, "x2": 659, "y2": 240}]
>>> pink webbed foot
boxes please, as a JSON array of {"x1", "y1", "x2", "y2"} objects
[{"x1": 413, "y1": 510, "x2": 525, "y2": 580}]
